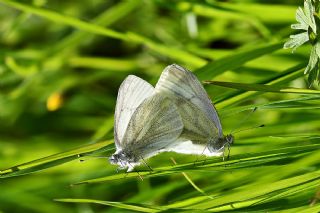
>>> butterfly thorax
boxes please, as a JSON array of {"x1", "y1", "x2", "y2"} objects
[{"x1": 208, "y1": 134, "x2": 234, "y2": 153}]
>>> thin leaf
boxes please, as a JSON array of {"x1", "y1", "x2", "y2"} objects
[
  {"x1": 0, "y1": 140, "x2": 113, "y2": 178},
  {"x1": 305, "y1": 46, "x2": 318, "y2": 74},
  {"x1": 194, "y1": 42, "x2": 283, "y2": 80},
  {"x1": 55, "y1": 198, "x2": 165, "y2": 212},
  {"x1": 0, "y1": 0, "x2": 205, "y2": 67},
  {"x1": 204, "y1": 81, "x2": 320, "y2": 94},
  {"x1": 283, "y1": 32, "x2": 309, "y2": 51},
  {"x1": 73, "y1": 143, "x2": 320, "y2": 185},
  {"x1": 296, "y1": 7, "x2": 309, "y2": 30},
  {"x1": 304, "y1": 0, "x2": 317, "y2": 33},
  {"x1": 167, "y1": 171, "x2": 320, "y2": 210},
  {"x1": 215, "y1": 63, "x2": 306, "y2": 108}
]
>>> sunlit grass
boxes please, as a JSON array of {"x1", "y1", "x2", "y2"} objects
[{"x1": 0, "y1": 0, "x2": 319, "y2": 212}]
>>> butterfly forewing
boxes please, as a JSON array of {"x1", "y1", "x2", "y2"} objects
[
  {"x1": 155, "y1": 64, "x2": 223, "y2": 136},
  {"x1": 122, "y1": 94, "x2": 183, "y2": 158},
  {"x1": 114, "y1": 75, "x2": 154, "y2": 148}
]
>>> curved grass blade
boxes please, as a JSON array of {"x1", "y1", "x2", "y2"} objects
[
  {"x1": 0, "y1": 0, "x2": 126, "y2": 40},
  {"x1": 175, "y1": 2, "x2": 271, "y2": 39},
  {"x1": 0, "y1": 0, "x2": 205, "y2": 67},
  {"x1": 170, "y1": 157, "x2": 213, "y2": 199},
  {"x1": 49, "y1": 0, "x2": 143, "y2": 56},
  {"x1": 194, "y1": 42, "x2": 283, "y2": 80},
  {"x1": 204, "y1": 81, "x2": 320, "y2": 94},
  {"x1": 0, "y1": 140, "x2": 113, "y2": 178},
  {"x1": 278, "y1": 205, "x2": 320, "y2": 213},
  {"x1": 55, "y1": 198, "x2": 166, "y2": 212},
  {"x1": 73, "y1": 143, "x2": 320, "y2": 185},
  {"x1": 216, "y1": 63, "x2": 306, "y2": 108},
  {"x1": 220, "y1": 96, "x2": 320, "y2": 118},
  {"x1": 165, "y1": 171, "x2": 320, "y2": 210}
]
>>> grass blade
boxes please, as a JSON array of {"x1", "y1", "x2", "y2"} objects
[
  {"x1": 0, "y1": 140, "x2": 112, "y2": 178},
  {"x1": 195, "y1": 42, "x2": 283, "y2": 80},
  {"x1": 55, "y1": 198, "x2": 165, "y2": 212},
  {"x1": 204, "y1": 81, "x2": 320, "y2": 94}
]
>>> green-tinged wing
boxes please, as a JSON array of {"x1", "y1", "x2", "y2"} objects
[
  {"x1": 122, "y1": 94, "x2": 183, "y2": 158},
  {"x1": 155, "y1": 64, "x2": 223, "y2": 136},
  {"x1": 166, "y1": 97, "x2": 221, "y2": 157},
  {"x1": 174, "y1": 97, "x2": 219, "y2": 144}
]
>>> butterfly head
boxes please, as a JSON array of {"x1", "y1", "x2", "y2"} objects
[
  {"x1": 225, "y1": 134, "x2": 234, "y2": 146},
  {"x1": 109, "y1": 150, "x2": 135, "y2": 169},
  {"x1": 208, "y1": 134, "x2": 234, "y2": 154}
]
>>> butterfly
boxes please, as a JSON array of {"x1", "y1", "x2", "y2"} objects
[
  {"x1": 109, "y1": 75, "x2": 184, "y2": 172},
  {"x1": 155, "y1": 64, "x2": 234, "y2": 157}
]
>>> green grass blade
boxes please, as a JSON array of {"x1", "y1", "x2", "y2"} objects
[
  {"x1": 194, "y1": 42, "x2": 283, "y2": 80},
  {"x1": 55, "y1": 198, "x2": 165, "y2": 212},
  {"x1": 0, "y1": 0, "x2": 205, "y2": 67},
  {"x1": 49, "y1": 0, "x2": 143, "y2": 56},
  {"x1": 166, "y1": 171, "x2": 320, "y2": 210},
  {"x1": 73, "y1": 143, "x2": 320, "y2": 185},
  {"x1": 205, "y1": 81, "x2": 320, "y2": 94},
  {"x1": 0, "y1": 0, "x2": 127, "y2": 40},
  {"x1": 0, "y1": 140, "x2": 112, "y2": 178},
  {"x1": 216, "y1": 63, "x2": 306, "y2": 108}
]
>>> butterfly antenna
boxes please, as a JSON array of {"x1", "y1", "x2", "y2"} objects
[
  {"x1": 77, "y1": 153, "x2": 108, "y2": 162},
  {"x1": 232, "y1": 124, "x2": 265, "y2": 135},
  {"x1": 230, "y1": 107, "x2": 258, "y2": 135}
]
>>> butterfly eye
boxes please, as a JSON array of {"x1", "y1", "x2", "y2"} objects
[
  {"x1": 229, "y1": 136, "x2": 234, "y2": 144},
  {"x1": 109, "y1": 154, "x2": 118, "y2": 164}
]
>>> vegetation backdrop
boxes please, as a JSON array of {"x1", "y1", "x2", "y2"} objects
[{"x1": 0, "y1": 0, "x2": 320, "y2": 212}]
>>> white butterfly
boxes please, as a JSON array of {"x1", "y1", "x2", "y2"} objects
[
  {"x1": 155, "y1": 64, "x2": 234, "y2": 157},
  {"x1": 110, "y1": 75, "x2": 184, "y2": 172}
]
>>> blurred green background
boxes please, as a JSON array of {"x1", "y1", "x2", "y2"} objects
[{"x1": 1, "y1": 0, "x2": 320, "y2": 212}]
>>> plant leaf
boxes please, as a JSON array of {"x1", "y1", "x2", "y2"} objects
[
  {"x1": 55, "y1": 198, "x2": 166, "y2": 212},
  {"x1": 283, "y1": 32, "x2": 309, "y2": 51},
  {"x1": 0, "y1": 140, "x2": 113, "y2": 178},
  {"x1": 304, "y1": 0, "x2": 317, "y2": 33},
  {"x1": 195, "y1": 42, "x2": 283, "y2": 80},
  {"x1": 73, "y1": 143, "x2": 320, "y2": 185},
  {"x1": 203, "y1": 81, "x2": 320, "y2": 94}
]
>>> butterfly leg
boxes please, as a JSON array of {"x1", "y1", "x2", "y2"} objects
[
  {"x1": 227, "y1": 144, "x2": 231, "y2": 160},
  {"x1": 193, "y1": 145, "x2": 208, "y2": 166},
  {"x1": 127, "y1": 162, "x2": 144, "y2": 181},
  {"x1": 141, "y1": 156, "x2": 153, "y2": 172},
  {"x1": 201, "y1": 145, "x2": 209, "y2": 165}
]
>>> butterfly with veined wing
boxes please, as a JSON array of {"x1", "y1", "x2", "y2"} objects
[
  {"x1": 155, "y1": 64, "x2": 234, "y2": 157},
  {"x1": 109, "y1": 64, "x2": 234, "y2": 172},
  {"x1": 109, "y1": 75, "x2": 183, "y2": 172}
]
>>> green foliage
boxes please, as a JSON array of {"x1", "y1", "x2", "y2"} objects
[
  {"x1": 0, "y1": 0, "x2": 319, "y2": 212},
  {"x1": 284, "y1": 0, "x2": 320, "y2": 86}
]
